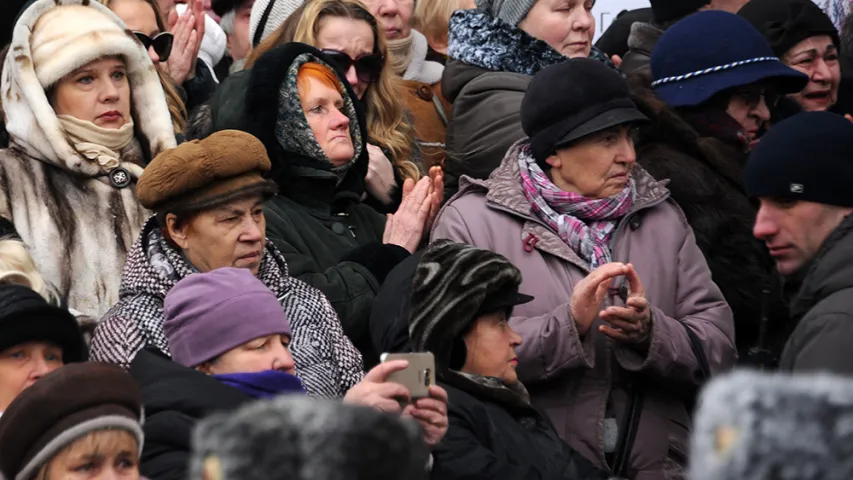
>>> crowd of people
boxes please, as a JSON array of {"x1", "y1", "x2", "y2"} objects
[{"x1": 1, "y1": 0, "x2": 853, "y2": 478}]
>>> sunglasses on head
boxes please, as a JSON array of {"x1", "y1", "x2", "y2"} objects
[
  {"x1": 321, "y1": 50, "x2": 385, "y2": 85},
  {"x1": 133, "y1": 32, "x2": 174, "y2": 62}
]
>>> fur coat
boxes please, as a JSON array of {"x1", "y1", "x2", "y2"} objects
[{"x1": 0, "y1": 0, "x2": 176, "y2": 318}]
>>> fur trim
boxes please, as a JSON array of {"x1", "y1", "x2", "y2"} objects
[
  {"x1": 447, "y1": 9, "x2": 616, "y2": 76},
  {"x1": 403, "y1": 31, "x2": 444, "y2": 85},
  {"x1": 3, "y1": 0, "x2": 176, "y2": 178}
]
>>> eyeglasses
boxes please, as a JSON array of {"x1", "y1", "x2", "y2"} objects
[
  {"x1": 321, "y1": 49, "x2": 385, "y2": 84},
  {"x1": 735, "y1": 85, "x2": 780, "y2": 109},
  {"x1": 133, "y1": 32, "x2": 174, "y2": 62}
]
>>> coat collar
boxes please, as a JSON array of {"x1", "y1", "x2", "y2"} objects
[{"x1": 403, "y1": 30, "x2": 444, "y2": 84}]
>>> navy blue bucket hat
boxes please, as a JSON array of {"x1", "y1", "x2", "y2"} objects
[{"x1": 651, "y1": 11, "x2": 809, "y2": 107}]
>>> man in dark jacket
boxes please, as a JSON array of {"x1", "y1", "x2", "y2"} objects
[
  {"x1": 408, "y1": 241, "x2": 610, "y2": 480},
  {"x1": 746, "y1": 111, "x2": 853, "y2": 374}
]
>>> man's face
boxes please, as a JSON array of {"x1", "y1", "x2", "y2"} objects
[
  {"x1": 753, "y1": 198, "x2": 852, "y2": 276},
  {"x1": 227, "y1": 0, "x2": 255, "y2": 61}
]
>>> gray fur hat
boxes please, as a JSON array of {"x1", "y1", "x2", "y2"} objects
[
  {"x1": 476, "y1": 0, "x2": 537, "y2": 26},
  {"x1": 190, "y1": 395, "x2": 430, "y2": 480},
  {"x1": 691, "y1": 371, "x2": 853, "y2": 480}
]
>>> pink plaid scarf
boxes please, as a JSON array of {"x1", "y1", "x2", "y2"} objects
[{"x1": 518, "y1": 146, "x2": 635, "y2": 269}]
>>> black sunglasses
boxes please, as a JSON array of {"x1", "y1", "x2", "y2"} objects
[
  {"x1": 735, "y1": 85, "x2": 780, "y2": 109},
  {"x1": 321, "y1": 49, "x2": 385, "y2": 84},
  {"x1": 134, "y1": 32, "x2": 174, "y2": 62}
]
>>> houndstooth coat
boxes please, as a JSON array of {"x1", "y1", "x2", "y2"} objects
[{"x1": 90, "y1": 217, "x2": 365, "y2": 398}]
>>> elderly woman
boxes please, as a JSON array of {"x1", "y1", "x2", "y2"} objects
[
  {"x1": 217, "y1": 43, "x2": 440, "y2": 366},
  {"x1": 739, "y1": 0, "x2": 845, "y2": 114},
  {"x1": 441, "y1": 0, "x2": 616, "y2": 199},
  {"x1": 1, "y1": 0, "x2": 176, "y2": 318},
  {"x1": 0, "y1": 285, "x2": 85, "y2": 415},
  {"x1": 409, "y1": 241, "x2": 609, "y2": 479},
  {"x1": 0, "y1": 363, "x2": 144, "y2": 480},
  {"x1": 90, "y1": 130, "x2": 365, "y2": 399},
  {"x1": 632, "y1": 11, "x2": 809, "y2": 365},
  {"x1": 432, "y1": 57, "x2": 737, "y2": 478},
  {"x1": 132, "y1": 267, "x2": 447, "y2": 479}
]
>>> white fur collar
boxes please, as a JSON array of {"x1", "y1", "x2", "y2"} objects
[
  {"x1": 3, "y1": 0, "x2": 177, "y2": 178},
  {"x1": 403, "y1": 30, "x2": 444, "y2": 85}
]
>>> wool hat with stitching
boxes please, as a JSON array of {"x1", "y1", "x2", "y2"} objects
[
  {"x1": 249, "y1": 0, "x2": 304, "y2": 47},
  {"x1": 476, "y1": 0, "x2": 537, "y2": 26},
  {"x1": 136, "y1": 130, "x2": 277, "y2": 215},
  {"x1": 521, "y1": 58, "x2": 648, "y2": 163},
  {"x1": 164, "y1": 267, "x2": 292, "y2": 368},
  {"x1": 0, "y1": 284, "x2": 84, "y2": 364},
  {"x1": 738, "y1": 0, "x2": 840, "y2": 58},
  {"x1": 650, "y1": 0, "x2": 710, "y2": 24},
  {"x1": 651, "y1": 11, "x2": 810, "y2": 108},
  {"x1": 0, "y1": 362, "x2": 144, "y2": 480},
  {"x1": 745, "y1": 111, "x2": 853, "y2": 207}
]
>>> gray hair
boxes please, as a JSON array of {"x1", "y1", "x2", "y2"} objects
[{"x1": 220, "y1": 9, "x2": 236, "y2": 36}]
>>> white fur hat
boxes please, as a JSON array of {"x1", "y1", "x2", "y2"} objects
[{"x1": 29, "y1": 4, "x2": 142, "y2": 88}]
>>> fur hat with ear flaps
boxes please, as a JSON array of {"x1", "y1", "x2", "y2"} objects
[{"x1": 2, "y1": 0, "x2": 176, "y2": 178}]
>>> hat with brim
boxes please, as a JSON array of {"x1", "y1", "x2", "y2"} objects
[
  {"x1": 0, "y1": 285, "x2": 84, "y2": 363},
  {"x1": 553, "y1": 107, "x2": 650, "y2": 150},
  {"x1": 653, "y1": 58, "x2": 809, "y2": 108},
  {"x1": 477, "y1": 284, "x2": 535, "y2": 316}
]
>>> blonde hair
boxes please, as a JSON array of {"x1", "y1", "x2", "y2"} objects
[
  {"x1": 0, "y1": 239, "x2": 60, "y2": 306},
  {"x1": 37, "y1": 430, "x2": 140, "y2": 480},
  {"x1": 413, "y1": 0, "x2": 460, "y2": 50},
  {"x1": 98, "y1": 0, "x2": 188, "y2": 135},
  {"x1": 249, "y1": 0, "x2": 422, "y2": 182}
]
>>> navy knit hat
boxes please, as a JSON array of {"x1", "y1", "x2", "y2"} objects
[
  {"x1": 651, "y1": 11, "x2": 809, "y2": 107},
  {"x1": 745, "y1": 111, "x2": 853, "y2": 207}
]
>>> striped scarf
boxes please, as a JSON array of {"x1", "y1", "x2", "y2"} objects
[{"x1": 518, "y1": 146, "x2": 635, "y2": 269}]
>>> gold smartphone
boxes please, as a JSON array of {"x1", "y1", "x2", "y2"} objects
[{"x1": 381, "y1": 352, "x2": 436, "y2": 399}]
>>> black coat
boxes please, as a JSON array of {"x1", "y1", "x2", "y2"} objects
[
  {"x1": 629, "y1": 73, "x2": 793, "y2": 365},
  {"x1": 432, "y1": 383, "x2": 609, "y2": 480},
  {"x1": 130, "y1": 349, "x2": 251, "y2": 480}
]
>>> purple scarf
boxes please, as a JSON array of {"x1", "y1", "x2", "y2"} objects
[
  {"x1": 518, "y1": 145, "x2": 635, "y2": 269},
  {"x1": 214, "y1": 370, "x2": 306, "y2": 399}
]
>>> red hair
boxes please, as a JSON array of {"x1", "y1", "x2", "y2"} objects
[{"x1": 297, "y1": 63, "x2": 344, "y2": 97}]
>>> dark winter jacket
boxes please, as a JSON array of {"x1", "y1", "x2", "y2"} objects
[
  {"x1": 780, "y1": 214, "x2": 853, "y2": 373},
  {"x1": 367, "y1": 251, "x2": 422, "y2": 369},
  {"x1": 130, "y1": 349, "x2": 251, "y2": 480},
  {"x1": 620, "y1": 22, "x2": 663, "y2": 75},
  {"x1": 433, "y1": 383, "x2": 611, "y2": 480},
  {"x1": 630, "y1": 73, "x2": 792, "y2": 364},
  {"x1": 239, "y1": 43, "x2": 410, "y2": 365},
  {"x1": 441, "y1": 9, "x2": 617, "y2": 200}
]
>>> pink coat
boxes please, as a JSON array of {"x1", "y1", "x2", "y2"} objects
[{"x1": 431, "y1": 143, "x2": 737, "y2": 479}]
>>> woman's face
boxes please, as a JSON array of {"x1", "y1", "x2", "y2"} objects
[
  {"x1": 725, "y1": 84, "x2": 772, "y2": 146},
  {"x1": 110, "y1": 0, "x2": 164, "y2": 66},
  {"x1": 167, "y1": 195, "x2": 266, "y2": 276},
  {"x1": 361, "y1": 0, "x2": 414, "y2": 40},
  {"x1": 546, "y1": 125, "x2": 636, "y2": 199},
  {"x1": 784, "y1": 35, "x2": 840, "y2": 112},
  {"x1": 0, "y1": 341, "x2": 63, "y2": 412},
  {"x1": 199, "y1": 334, "x2": 296, "y2": 375},
  {"x1": 44, "y1": 430, "x2": 139, "y2": 480},
  {"x1": 316, "y1": 17, "x2": 376, "y2": 99},
  {"x1": 462, "y1": 310, "x2": 523, "y2": 385},
  {"x1": 52, "y1": 57, "x2": 131, "y2": 129},
  {"x1": 519, "y1": 0, "x2": 595, "y2": 58},
  {"x1": 299, "y1": 75, "x2": 355, "y2": 166}
]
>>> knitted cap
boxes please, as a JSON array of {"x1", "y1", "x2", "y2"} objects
[
  {"x1": 250, "y1": 0, "x2": 304, "y2": 47},
  {"x1": 745, "y1": 111, "x2": 853, "y2": 207},
  {"x1": 0, "y1": 285, "x2": 84, "y2": 364},
  {"x1": 28, "y1": 4, "x2": 144, "y2": 88},
  {"x1": 650, "y1": 0, "x2": 710, "y2": 24},
  {"x1": 738, "y1": 0, "x2": 840, "y2": 58},
  {"x1": 0, "y1": 363, "x2": 144, "y2": 480},
  {"x1": 191, "y1": 395, "x2": 429, "y2": 480},
  {"x1": 164, "y1": 268, "x2": 292, "y2": 368},
  {"x1": 476, "y1": 0, "x2": 537, "y2": 26},
  {"x1": 651, "y1": 11, "x2": 809, "y2": 107},
  {"x1": 136, "y1": 130, "x2": 277, "y2": 214}
]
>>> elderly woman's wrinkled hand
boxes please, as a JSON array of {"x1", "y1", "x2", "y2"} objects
[
  {"x1": 403, "y1": 385, "x2": 449, "y2": 448},
  {"x1": 598, "y1": 263, "x2": 652, "y2": 349},
  {"x1": 424, "y1": 166, "x2": 444, "y2": 233},
  {"x1": 570, "y1": 263, "x2": 629, "y2": 336},
  {"x1": 343, "y1": 360, "x2": 411, "y2": 413},
  {"x1": 383, "y1": 177, "x2": 433, "y2": 253}
]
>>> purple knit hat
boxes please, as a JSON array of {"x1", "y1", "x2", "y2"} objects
[{"x1": 163, "y1": 267, "x2": 291, "y2": 367}]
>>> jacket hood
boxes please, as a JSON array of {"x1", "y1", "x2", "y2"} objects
[
  {"x1": 243, "y1": 42, "x2": 369, "y2": 201},
  {"x1": 790, "y1": 214, "x2": 853, "y2": 322},
  {"x1": 3, "y1": 0, "x2": 176, "y2": 177}
]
